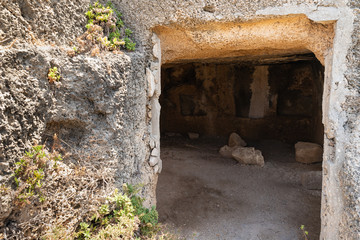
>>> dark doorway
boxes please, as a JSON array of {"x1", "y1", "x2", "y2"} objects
[{"x1": 157, "y1": 53, "x2": 324, "y2": 240}]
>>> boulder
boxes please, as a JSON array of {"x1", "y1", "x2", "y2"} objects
[
  {"x1": 231, "y1": 147, "x2": 265, "y2": 167},
  {"x1": 228, "y1": 133, "x2": 247, "y2": 147},
  {"x1": 219, "y1": 145, "x2": 235, "y2": 158},
  {"x1": 295, "y1": 142, "x2": 323, "y2": 164}
]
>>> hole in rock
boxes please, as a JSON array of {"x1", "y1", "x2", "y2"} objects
[{"x1": 157, "y1": 53, "x2": 324, "y2": 239}]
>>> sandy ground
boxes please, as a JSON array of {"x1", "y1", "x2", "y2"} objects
[{"x1": 156, "y1": 136, "x2": 322, "y2": 240}]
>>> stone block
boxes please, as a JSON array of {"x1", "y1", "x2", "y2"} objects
[{"x1": 295, "y1": 142, "x2": 323, "y2": 164}]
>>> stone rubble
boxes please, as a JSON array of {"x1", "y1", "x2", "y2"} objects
[
  {"x1": 232, "y1": 147, "x2": 265, "y2": 167},
  {"x1": 220, "y1": 133, "x2": 264, "y2": 167},
  {"x1": 219, "y1": 145, "x2": 236, "y2": 158}
]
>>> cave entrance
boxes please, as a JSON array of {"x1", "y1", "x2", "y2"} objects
[
  {"x1": 156, "y1": 54, "x2": 324, "y2": 239},
  {"x1": 151, "y1": 15, "x2": 334, "y2": 239}
]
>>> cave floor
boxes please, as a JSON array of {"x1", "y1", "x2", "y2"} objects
[{"x1": 156, "y1": 136, "x2": 322, "y2": 240}]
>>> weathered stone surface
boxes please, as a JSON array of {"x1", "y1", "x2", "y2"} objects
[
  {"x1": 0, "y1": 0, "x2": 89, "y2": 47},
  {"x1": 149, "y1": 156, "x2": 159, "y2": 167},
  {"x1": 0, "y1": 192, "x2": 12, "y2": 227},
  {"x1": 157, "y1": 158, "x2": 163, "y2": 174},
  {"x1": 301, "y1": 171, "x2": 322, "y2": 190},
  {"x1": 151, "y1": 148, "x2": 160, "y2": 157},
  {"x1": 0, "y1": 47, "x2": 154, "y2": 234},
  {"x1": 219, "y1": 145, "x2": 235, "y2": 158},
  {"x1": 231, "y1": 147, "x2": 265, "y2": 167},
  {"x1": 228, "y1": 133, "x2": 247, "y2": 147},
  {"x1": 146, "y1": 68, "x2": 156, "y2": 98},
  {"x1": 205, "y1": 5, "x2": 216, "y2": 13},
  {"x1": 295, "y1": 142, "x2": 323, "y2": 164},
  {"x1": 149, "y1": 137, "x2": 156, "y2": 149}
]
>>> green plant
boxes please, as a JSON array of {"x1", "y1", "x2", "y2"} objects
[
  {"x1": 75, "y1": 188, "x2": 137, "y2": 239},
  {"x1": 82, "y1": 1, "x2": 136, "y2": 51},
  {"x1": 0, "y1": 184, "x2": 9, "y2": 193},
  {"x1": 124, "y1": 184, "x2": 160, "y2": 236},
  {"x1": 74, "y1": 184, "x2": 164, "y2": 239},
  {"x1": 53, "y1": 153, "x2": 63, "y2": 169},
  {"x1": 48, "y1": 67, "x2": 61, "y2": 83},
  {"x1": 13, "y1": 145, "x2": 62, "y2": 205},
  {"x1": 124, "y1": 37, "x2": 136, "y2": 51},
  {"x1": 300, "y1": 225, "x2": 310, "y2": 240},
  {"x1": 14, "y1": 145, "x2": 46, "y2": 204},
  {"x1": 72, "y1": 46, "x2": 79, "y2": 53}
]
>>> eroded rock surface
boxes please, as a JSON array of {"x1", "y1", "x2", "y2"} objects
[{"x1": 0, "y1": 47, "x2": 155, "y2": 236}]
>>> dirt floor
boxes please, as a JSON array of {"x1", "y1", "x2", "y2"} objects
[{"x1": 156, "y1": 136, "x2": 322, "y2": 240}]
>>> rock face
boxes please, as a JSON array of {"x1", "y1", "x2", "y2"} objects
[
  {"x1": 295, "y1": 142, "x2": 323, "y2": 164},
  {"x1": 0, "y1": 2, "x2": 159, "y2": 235},
  {"x1": 228, "y1": 133, "x2": 247, "y2": 147},
  {"x1": 232, "y1": 147, "x2": 265, "y2": 167},
  {"x1": 0, "y1": 47, "x2": 156, "y2": 233}
]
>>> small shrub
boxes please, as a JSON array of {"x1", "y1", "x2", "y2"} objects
[
  {"x1": 78, "y1": 1, "x2": 136, "y2": 52},
  {"x1": 74, "y1": 184, "x2": 167, "y2": 239},
  {"x1": 124, "y1": 184, "x2": 160, "y2": 237},
  {"x1": 7, "y1": 144, "x2": 176, "y2": 239},
  {"x1": 48, "y1": 67, "x2": 61, "y2": 83},
  {"x1": 13, "y1": 145, "x2": 62, "y2": 205},
  {"x1": 75, "y1": 188, "x2": 139, "y2": 239}
]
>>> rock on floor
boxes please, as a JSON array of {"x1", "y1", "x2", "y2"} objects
[
  {"x1": 219, "y1": 133, "x2": 264, "y2": 166},
  {"x1": 228, "y1": 132, "x2": 247, "y2": 147},
  {"x1": 219, "y1": 145, "x2": 235, "y2": 158},
  {"x1": 232, "y1": 146, "x2": 265, "y2": 167},
  {"x1": 295, "y1": 142, "x2": 323, "y2": 164}
]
